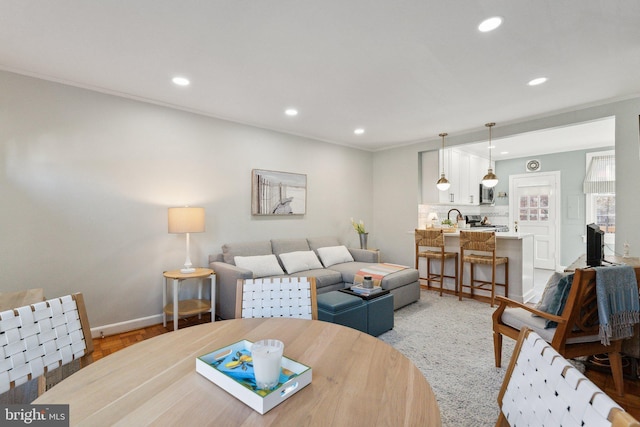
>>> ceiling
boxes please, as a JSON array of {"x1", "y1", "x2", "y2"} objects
[
  {"x1": 458, "y1": 116, "x2": 615, "y2": 161},
  {"x1": 1, "y1": 1, "x2": 639, "y2": 152}
]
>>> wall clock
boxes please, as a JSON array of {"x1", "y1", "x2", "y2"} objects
[{"x1": 526, "y1": 159, "x2": 541, "y2": 172}]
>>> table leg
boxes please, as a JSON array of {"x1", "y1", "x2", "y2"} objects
[
  {"x1": 197, "y1": 278, "x2": 203, "y2": 320},
  {"x1": 173, "y1": 278, "x2": 179, "y2": 331},
  {"x1": 163, "y1": 277, "x2": 167, "y2": 327},
  {"x1": 210, "y1": 274, "x2": 216, "y2": 322}
]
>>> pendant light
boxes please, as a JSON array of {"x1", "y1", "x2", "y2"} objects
[
  {"x1": 481, "y1": 122, "x2": 499, "y2": 188},
  {"x1": 436, "y1": 132, "x2": 451, "y2": 191}
]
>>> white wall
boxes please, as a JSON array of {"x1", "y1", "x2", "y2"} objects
[
  {"x1": 3, "y1": 69, "x2": 639, "y2": 335},
  {"x1": 0, "y1": 71, "x2": 373, "y2": 333},
  {"x1": 373, "y1": 98, "x2": 640, "y2": 267}
]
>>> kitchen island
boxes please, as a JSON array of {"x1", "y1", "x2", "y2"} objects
[{"x1": 417, "y1": 229, "x2": 534, "y2": 303}]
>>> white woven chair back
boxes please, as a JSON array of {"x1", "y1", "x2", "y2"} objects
[
  {"x1": 0, "y1": 294, "x2": 90, "y2": 394},
  {"x1": 500, "y1": 330, "x2": 627, "y2": 426},
  {"x1": 239, "y1": 277, "x2": 315, "y2": 319}
]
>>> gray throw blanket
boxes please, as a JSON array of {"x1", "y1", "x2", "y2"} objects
[{"x1": 595, "y1": 265, "x2": 640, "y2": 345}]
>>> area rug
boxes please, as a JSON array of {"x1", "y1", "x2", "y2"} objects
[{"x1": 379, "y1": 290, "x2": 515, "y2": 427}]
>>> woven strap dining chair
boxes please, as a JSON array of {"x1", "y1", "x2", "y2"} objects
[
  {"x1": 415, "y1": 228, "x2": 458, "y2": 296},
  {"x1": 459, "y1": 230, "x2": 508, "y2": 307},
  {"x1": 497, "y1": 327, "x2": 640, "y2": 427},
  {"x1": 235, "y1": 277, "x2": 318, "y2": 320},
  {"x1": 0, "y1": 293, "x2": 93, "y2": 402}
]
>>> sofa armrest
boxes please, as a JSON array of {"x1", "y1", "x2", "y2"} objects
[
  {"x1": 349, "y1": 248, "x2": 380, "y2": 263},
  {"x1": 210, "y1": 261, "x2": 253, "y2": 320}
]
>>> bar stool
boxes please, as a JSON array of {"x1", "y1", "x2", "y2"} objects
[
  {"x1": 415, "y1": 228, "x2": 459, "y2": 296},
  {"x1": 459, "y1": 231, "x2": 508, "y2": 307}
]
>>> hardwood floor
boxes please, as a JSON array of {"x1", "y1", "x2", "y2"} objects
[
  {"x1": 92, "y1": 313, "x2": 212, "y2": 360},
  {"x1": 91, "y1": 314, "x2": 640, "y2": 419}
]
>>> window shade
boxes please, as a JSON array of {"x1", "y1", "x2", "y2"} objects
[{"x1": 583, "y1": 154, "x2": 615, "y2": 193}]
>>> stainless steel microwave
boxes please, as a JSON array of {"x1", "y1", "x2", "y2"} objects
[{"x1": 479, "y1": 184, "x2": 495, "y2": 205}]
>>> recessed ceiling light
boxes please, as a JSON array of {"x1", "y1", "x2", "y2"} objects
[
  {"x1": 528, "y1": 77, "x2": 548, "y2": 86},
  {"x1": 354, "y1": 128, "x2": 365, "y2": 135},
  {"x1": 172, "y1": 76, "x2": 190, "y2": 86},
  {"x1": 285, "y1": 108, "x2": 298, "y2": 116},
  {"x1": 500, "y1": 151, "x2": 509, "y2": 155},
  {"x1": 478, "y1": 16, "x2": 503, "y2": 32}
]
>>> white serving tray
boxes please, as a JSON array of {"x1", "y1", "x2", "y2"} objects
[{"x1": 196, "y1": 339, "x2": 312, "y2": 414}]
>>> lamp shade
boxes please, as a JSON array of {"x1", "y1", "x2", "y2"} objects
[
  {"x1": 168, "y1": 207, "x2": 205, "y2": 234},
  {"x1": 436, "y1": 174, "x2": 450, "y2": 191},
  {"x1": 481, "y1": 170, "x2": 499, "y2": 188}
]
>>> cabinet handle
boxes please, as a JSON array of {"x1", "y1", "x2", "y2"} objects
[
  {"x1": 469, "y1": 195, "x2": 473, "y2": 204},
  {"x1": 450, "y1": 193, "x2": 454, "y2": 203}
]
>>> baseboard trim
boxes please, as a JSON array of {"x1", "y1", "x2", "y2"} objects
[{"x1": 90, "y1": 314, "x2": 164, "y2": 339}]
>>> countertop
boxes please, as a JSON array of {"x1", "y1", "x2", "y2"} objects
[{"x1": 431, "y1": 228, "x2": 533, "y2": 240}]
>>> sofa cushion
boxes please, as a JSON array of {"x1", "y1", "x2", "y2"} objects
[
  {"x1": 223, "y1": 241, "x2": 272, "y2": 265},
  {"x1": 317, "y1": 245, "x2": 354, "y2": 267},
  {"x1": 307, "y1": 236, "x2": 341, "y2": 252},
  {"x1": 271, "y1": 238, "x2": 310, "y2": 256},
  {"x1": 234, "y1": 254, "x2": 284, "y2": 278},
  {"x1": 279, "y1": 251, "x2": 323, "y2": 274},
  {"x1": 287, "y1": 268, "x2": 343, "y2": 289},
  {"x1": 501, "y1": 306, "x2": 600, "y2": 345}
]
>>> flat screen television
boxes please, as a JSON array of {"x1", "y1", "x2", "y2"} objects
[{"x1": 586, "y1": 223, "x2": 604, "y2": 267}]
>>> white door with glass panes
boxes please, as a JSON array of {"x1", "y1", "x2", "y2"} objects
[{"x1": 509, "y1": 172, "x2": 560, "y2": 270}]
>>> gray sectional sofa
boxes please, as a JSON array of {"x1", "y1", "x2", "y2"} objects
[{"x1": 208, "y1": 236, "x2": 420, "y2": 320}]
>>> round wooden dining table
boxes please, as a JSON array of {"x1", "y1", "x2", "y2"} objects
[{"x1": 34, "y1": 318, "x2": 441, "y2": 426}]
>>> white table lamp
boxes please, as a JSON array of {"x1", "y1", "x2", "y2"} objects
[{"x1": 168, "y1": 207, "x2": 205, "y2": 273}]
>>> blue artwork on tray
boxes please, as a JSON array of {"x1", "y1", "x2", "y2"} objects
[{"x1": 212, "y1": 349, "x2": 297, "y2": 396}]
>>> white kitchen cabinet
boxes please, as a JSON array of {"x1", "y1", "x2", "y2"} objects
[
  {"x1": 438, "y1": 148, "x2": 490, "y2": 205},
  {"x1": 439, "y1": 149, "x2": 458, "y2": 203}
]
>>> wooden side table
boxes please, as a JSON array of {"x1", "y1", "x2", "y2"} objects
[{"x1": 163, "y1": 268, "x2": 215, "y2": 331}]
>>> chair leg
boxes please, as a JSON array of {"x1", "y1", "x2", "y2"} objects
[
  {"x1": 493, "y1": 331, "x2": 503, "y2": 367},
  {"x1": 439, "y1": 257, "x2": 445, "y2": 297},
  {"x1": 454, "y1": 254, "x2": 459, "y2": 296},
  {"x1": 504, "y1": 260, "x2": 509, "y2": 299},
  {"x1": 609, "y1": 351, "x2": 625, "y2": 396},
  {"x1": 459, "y1": 259, "x2": 464, "y2": 301},
  {"x1": 426, "y1": 258, "x2": 432, "y2": 288},
  {"x1": 490, "y1": 262, "x2": 496, "y2": 308},
  {"x1": 470, "y1": 264, "x2": 475, "y2": 299}
]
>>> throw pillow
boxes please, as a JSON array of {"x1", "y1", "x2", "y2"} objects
[
  {"x1": 222, "y1": 241, "x2": 272, "y2": 265},
  {"x1": 317, "y1": 245, "x2": 354, "y2": 267},
  {"x1": 532, "y1": 272, "x2": 568, "y2": 316},
  {"x1": 234, "y1": 254, "x2": 284, "y2": 278},
  {"x1": 279, "y1": 251, "x2": 323, "y2": 274},
  {"x1": 543, "y1": 273, "x2": 574, "y2": 329}
]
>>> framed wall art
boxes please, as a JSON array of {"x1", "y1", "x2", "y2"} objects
[{"x1": 251, "y1": 169, "x2": 307, "y2": 215}]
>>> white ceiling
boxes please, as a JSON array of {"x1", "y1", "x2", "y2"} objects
[
  {"x1": 1, "y1": 1, "x2": 639, "y2": 152},
  {"x1": 458, "y1": 116, "x2": 615, "y2": 161}
]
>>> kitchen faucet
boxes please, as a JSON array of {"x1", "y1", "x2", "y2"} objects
[{"x1": 448, "y1": 208, "x2": 463, "y2": 222}]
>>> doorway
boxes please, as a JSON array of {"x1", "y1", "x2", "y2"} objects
[{"x1": 509, "y1": 172, "x2": 561, "y2": 271}]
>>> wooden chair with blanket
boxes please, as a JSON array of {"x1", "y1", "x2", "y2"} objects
[
  {"x1": 493, "y1": 266, "x2": 640, "y2": 397},
  {"x1": 496, "y1": 327, "x2": 640, "y2": 427},
  {"x1": 0, "y1": 293, "x2": 94, "y2": 403}
]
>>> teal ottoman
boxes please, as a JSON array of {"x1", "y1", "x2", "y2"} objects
[
  {"x1": 365, "y1": 293, "x2": 394, "y2": 336},
  {"x1": 317, "y1": 291, "x2": 367, "y2": 333}
]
